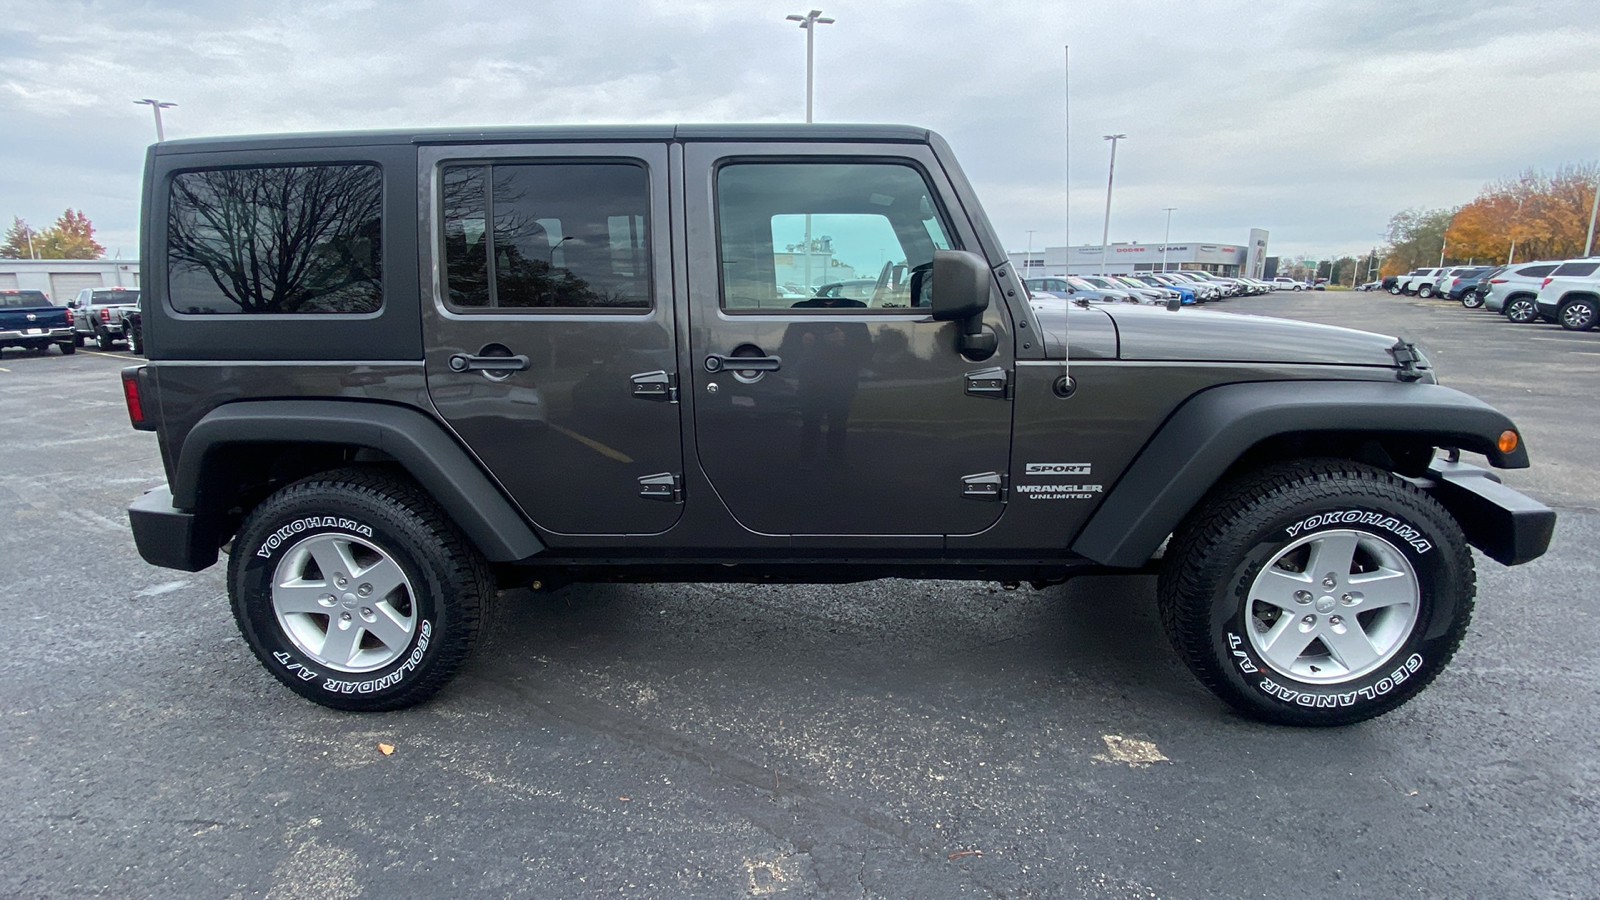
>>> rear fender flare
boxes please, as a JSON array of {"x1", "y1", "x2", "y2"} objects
[
  {"x1": 173, "y1": 400, "x2": 545, "y2": 562},
  {"x1": 1070, "y1": 380, "x2": 1526, "y2": 568}
]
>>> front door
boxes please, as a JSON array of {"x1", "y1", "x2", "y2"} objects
[
  {"x1": 684, "y1": 144, "x2": 1014, "y2": 536},
  {"x1": 420, "y1": 143, "x2": 683, "y2": 535}
]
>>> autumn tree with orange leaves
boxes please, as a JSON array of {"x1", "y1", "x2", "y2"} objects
[{"x1": 1444, "y1": 164, "x2": 1599, "y2": 265}]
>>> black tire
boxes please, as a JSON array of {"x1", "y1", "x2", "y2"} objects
[
  {"x1": 1504, "y1": 296, "x2": 1539, "y2": 324},
  {"x1": 1558, "y1": 298, "x2": 1597, "y2": 332},
  {"x1": 1388, "y1": 285, "x2": 1401, "y2": 295},
  {"x1": 128, "y1": 330, "x2": 143, "y2": 355},
  {"x1": 228, "y1": 467, "x2": 495, "y2": 711},
  {"x1": 1460, "y1": 293, "x2": 1483, "y2": 309},
  {"x1": 72, "y1": 332, "x2": 84, "y2": 347},
  {"x1": 1158, "y1": 459, "x2": 1474, "y2": 727},
  {"x1": 57, "y1": 341, "x2": 76, "y2": 355},
  {"x1": 96, "y1": 330, "x2": 114, "y2": 351}
]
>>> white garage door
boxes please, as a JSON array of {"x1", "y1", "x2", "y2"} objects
[
  {"x1": 49, "y1": 273, "x2": 104, "y2": 302},
  {"x1": 0, "y1": 273, "x2": 18, "y2": 290}
]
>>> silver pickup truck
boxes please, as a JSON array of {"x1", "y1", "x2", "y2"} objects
[{"x1": 71, "y1": 286, "x2": 140, "y2": 350}]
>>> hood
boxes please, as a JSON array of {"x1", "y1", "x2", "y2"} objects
[{"x1": 1100, "y1": 305, "x2": 1409, "y2": 367}]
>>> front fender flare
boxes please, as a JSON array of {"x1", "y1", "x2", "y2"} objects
[
  {"x1": 173, "y1": 400, "x2": 546, "y2": 563},
  {"x1": 1070, "y1": 380, "x2": 1527, "y2": 568}
]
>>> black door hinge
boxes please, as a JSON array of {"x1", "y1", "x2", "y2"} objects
[
  {"x1": 638, "y1": 472, "x2": 682, "y2": 503},
  {"x1": 961, "y1": 471, "x2": 1008, "y2": 501},
  {"x1": 631, "y1": 370, "x2": 679, "y2": 402},
  {"x1": 964, "y1": 366, "x2": 1011, "y2": 400}
]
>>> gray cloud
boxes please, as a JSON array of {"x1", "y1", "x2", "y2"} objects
[{"x1": 1, "y1": 0, "x2": 1595, "y2": 259}]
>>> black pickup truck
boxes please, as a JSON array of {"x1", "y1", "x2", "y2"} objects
[
  {"x1": 122, "y1": 124, "x2": 1555, "y2": 726},
  {"x1": 0, "y1": 289, "x2": 75, "y2": 355}
]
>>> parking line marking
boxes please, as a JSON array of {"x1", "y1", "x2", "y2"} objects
[
  {"x1": 0, "y1": 366, "x2": 9, "y2": 372},
  {"x1": 547, "y1": 422, "x2": 634, "y2": 464}
]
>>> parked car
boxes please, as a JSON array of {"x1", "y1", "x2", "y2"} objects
[
  {"x1": 1023, "y1": 276, "x2": 1127, "y2": 305},
  {"x1": 0, "y1": 289, "x2": 75, "y2": 355},
  {"x1": 1124, "y1": 273, "x2": 1195, "y2": 304},
  {"x1": 1447, "y1": 267, "x2": 1498, "y2": 306},
  {"x1": 121, "y1": 307, "x2": 144, "y2": 355},
  {"x1": 123, "y1": 122, "x2": 1552, "y2": 727},
  {"x1": 71, "y1": 287, "x2": 141, "y2": 350},
  {"x1": 1270, "y1": 277, "x2": 1304, "y2": 291},
  {"x1": 1484, "y1": 262, "x2": 1562, "y2": 322},
  {"x1": 1380, "y1": 275, "x2": 1400, "y2": 293},
  {"x1": 1532, "y1": 260, "x2": 1600, "y2": 330},
  {"x1": 1394, "y1": 268, "x2": 1443, "y2": 296}
]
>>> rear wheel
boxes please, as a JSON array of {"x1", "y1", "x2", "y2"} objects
[
  {"x1": 1418, "y1": 284, "x2": 1434, "y2": 298},
  {"x1": 229, "y1": 467, "x2": 495, "y2": 711},
  {"x1": 1460, "y1": 293, "x2": 1483, "y2": 309},
  {"x1": 1158, "y1": 459, "x2": 1474, "y2": 726},
  {"x1": 128, "y1": 329, "x2": 144, "y2": 355},
  {"x1": 96, "y1": 330, "x2": 114, "y2": 351},
  {"x1": 1388, "y1": 285, "x2": 1401, "y2": 295},
  {"x1": 1558, "y1": 298, "x2": 1597, "y2": 332},
  {"x1": 57, "y1": 341, "x2": 76, "y2": 355},
  {"x1": 1505, "y1": 297, "x2": 1539, "y2": 323}
]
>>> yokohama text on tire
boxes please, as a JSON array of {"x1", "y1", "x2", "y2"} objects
[{"x1": 1157, "y1": 459, "x2": 1475, "y2": 726}]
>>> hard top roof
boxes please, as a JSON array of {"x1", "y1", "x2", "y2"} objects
[{"x1": 154, "y1": 123, "x2": 936, "y2": 154}]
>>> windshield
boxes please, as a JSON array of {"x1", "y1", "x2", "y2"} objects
[{"x1": 1, "y1": 291, "x2": 51, "y2": 308}]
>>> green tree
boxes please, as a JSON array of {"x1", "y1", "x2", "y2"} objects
[
  {"x1": 1380, "y1": 207, "x2": 1456, "y2": 276},
  {"x1": 34, "y1": 209, "x2": 105, "y2": 259},
  {"x1": 1, "y1": 217, "x2": 38, "y2": 259}
]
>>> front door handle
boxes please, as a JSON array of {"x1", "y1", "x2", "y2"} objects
[
  {"x1": 448, "y1": 353, "x2": 530, "y2": 373},
  {"x1": 703, "y1": 354, "x2": 781, "y2": 374}
]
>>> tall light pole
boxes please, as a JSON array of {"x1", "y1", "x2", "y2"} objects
[
  {"x1": 1098, "y1": 134, "x2": 1126, "y2": 276},
  {"x1": 1161, "y1": 207, "x2": 1176, "y2": 272},
  {"x1": 1507, "y1": 195, "x2": 1525, "y2": 265},
  {"x1": 134, "y1": 98, "x2": 176, "y2": 141},
  {"x1": 1585, "y1": 174, "x2": 1599, "y2": 257},
  {"x1": 1026, "y1": 230, "x2": 1036, "y2": 270},
  {"x1": 785, "y1": 10, "x2": 834, "y2": 124}
]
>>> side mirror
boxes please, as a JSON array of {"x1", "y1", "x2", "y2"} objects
[
  {"x1": 930, "y1": 250, "x2": 990, "y2": 322},
  {"x1": 929, "y1": 249, "x2": 996, "y2": 360}
]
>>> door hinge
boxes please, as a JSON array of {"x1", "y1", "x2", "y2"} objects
[
  {"x1": 631, "y1": 370, "x2": 678, "y2": 402},
  {"x1": 638, "y1": 472, "x2": 682, "y2": 503},
  {"x1": 961, "y1": 471, "x2": 1008, "y2": 501},
  {"x1": 964, "y1": 366, "x2": 1011, "y2": 400}
]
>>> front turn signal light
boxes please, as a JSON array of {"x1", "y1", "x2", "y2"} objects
[{"x1": 1498, "y1": 430, "x2": 1519, "y2": 454}]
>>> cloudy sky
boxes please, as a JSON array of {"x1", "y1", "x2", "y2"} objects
[{"x1": 2, "y1": 0, "x2": 1596, "y2": 261}]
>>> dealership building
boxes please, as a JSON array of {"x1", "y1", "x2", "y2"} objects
[
  {"x1": 1010, "y1": 228, "x2": 1270, "y2": 279},
  {"x1": 0, "y1": 258, "x2": 141, "y2": 301}
]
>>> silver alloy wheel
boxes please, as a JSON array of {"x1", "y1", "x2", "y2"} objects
[
  {"x1": 1246, "y1": 529, "x2": 1419, "y2": 684},
  {"x1": 1507, "y1": 298, "x2": 1536, "y2": 323},
  {"x1": 272, "y1": 532, "x2": 417, "y2": 673},
  {"x1": 1561, "y1": 300, "x2": 1595, "y2": 330}
]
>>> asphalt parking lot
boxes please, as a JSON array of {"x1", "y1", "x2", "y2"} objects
[{"x1": 2, "y1": 296, "x2": 1596, "y2": 899}]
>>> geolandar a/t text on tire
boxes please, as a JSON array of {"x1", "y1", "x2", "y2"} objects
[{"x1": 122, "y1": 123, "x2": 1554, "y2": 725}]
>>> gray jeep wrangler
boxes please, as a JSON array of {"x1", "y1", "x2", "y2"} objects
[{"x1": 123, "y1": 125, "x2": 1554, "y2": 726}]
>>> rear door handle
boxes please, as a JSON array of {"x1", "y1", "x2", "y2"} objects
[
  {"x1": 703, "y1": 354, "x2": 781, "y2": 373},
  {"x1": 448, "y1": 353, "x2": 530, "y2": 373}
]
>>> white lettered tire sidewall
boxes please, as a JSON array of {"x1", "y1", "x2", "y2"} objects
[
  {"x1": 228, "y1": 470, "x2": 487, "y2": 711},
  {"x1": 1159, "y1": 460, "x2": 1476, "y2": 727}
]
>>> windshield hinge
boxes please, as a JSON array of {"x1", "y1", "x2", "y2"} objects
[{"x1": 961, "y1": 471, "x2": 1008, "y2": 501}]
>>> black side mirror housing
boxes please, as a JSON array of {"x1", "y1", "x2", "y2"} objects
[{"x1": 929, "y1": 249, "x2": 996, "y2": 359}]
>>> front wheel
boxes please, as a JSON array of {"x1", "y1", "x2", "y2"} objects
[
  {"x1": 1559, "y1": 298, "x2": 1597, "y2": 331},
  {"x1": 1158, "y1": 459, "x2": 1474, "y2": 726},
  {"x1": 1418, "y1": 284, "x2": 1434, "y2": 298},
  {"x1": 1505, "y1": 297, "x2": 1539, "y2": 324},
  {"x1": 1461, "y1": 293, "x2": 1484, "y2": 309},
  {"x1": 1388, "y1": 285, "x2": 1401, "y2": 295},
  {"x1": 228, "y1": 467, "x2": 495, "y2": 711}
]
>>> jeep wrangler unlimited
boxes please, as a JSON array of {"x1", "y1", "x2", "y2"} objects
[{"x1": 123, "y1": 125, "x2": 1554, "y2": 725}]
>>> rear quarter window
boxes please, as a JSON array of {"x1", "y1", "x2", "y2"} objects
[
  {"x1": 1551, "y1": 262, "x2": 1599, "y2": 277},
  {"x1": 166, "y1": 163, "x2": 383, "y2": 315},
  {"x1": 1516, "y1": 265, "x2": 1557, "y2": 278}
]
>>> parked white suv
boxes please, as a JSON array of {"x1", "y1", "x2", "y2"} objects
[
  {"x1": 1269, "y1": 277, "x2": 1303, "y2": 291},
  {"x1": 1485, "y1": 261, "x2": 1563, "y2": 322},
  {"x1": 1533, "y1": 260, "x2": 1600, "y2": 331}
]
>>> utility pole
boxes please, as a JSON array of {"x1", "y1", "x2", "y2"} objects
[
  {"x1": 785, "y1": 10, "x2": 834, "y2": 124},
  {"x1": 1161, "y1": 207, "x2": 1176, "y2": 272},
  {"x1": 786, "y1": 10, "x2": 834, "y2": 294},
  {"x1": 134, "y1": 98, "x2": 176, "y2": 141},
  {"x1": 1098, "y1": 134, "x2": 1126, "y2": 276}
]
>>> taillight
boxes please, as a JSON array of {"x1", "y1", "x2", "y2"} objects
[
  {"x1": 100, "y1": 308, "x2": 111, "y2": 323},
  {"x1": 64, "y1": 308, "x2": 74, "y2": 325},
  {"x1": 1541, "y1": 278, "x2": 1553, "y2": 288},
  {"x1": 120, "y1": 366, "x2": 152, "y2": 430},
  {"x1": 1489, "y1": 279, "x2": 1508, "y2": 284}
]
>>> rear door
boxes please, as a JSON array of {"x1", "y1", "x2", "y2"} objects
[
  {"x1": 419, "y1": 142, "x2": 683, "y2": 535},
  {"x1": 683, "y1": 142, "x2": 1014, "y2": 536}
]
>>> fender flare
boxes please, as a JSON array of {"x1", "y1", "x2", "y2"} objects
[
  {"x1": 174, "y1": 400, "x2": 545, "y2": 562},
  {"x1": 1070, "y1": 380, "x2": 1527, "y2": 568}
]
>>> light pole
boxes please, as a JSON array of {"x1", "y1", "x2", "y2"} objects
[
  {"x1": 1026, "y1": 230, "x2": 1036, "y2": 271},
  {"x1": 1098, "y1": 134, "x2": 1126, "y2": 276},
  {"x1": 1161, "y1": 207, "x2": 1176, "y2": 272},
  {"x1": 134, "y1": 98, "x2": 176, "y2": 141},
  {"x1": 1585, "y1": 174, "x2": 1599, "y2": 257},
  {"x1": 785, "y1": 10, "x2": 834, "y2": 124},
  {"x1": 1507, "y1": 195, "x2": 1525, "y2": 265}
]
